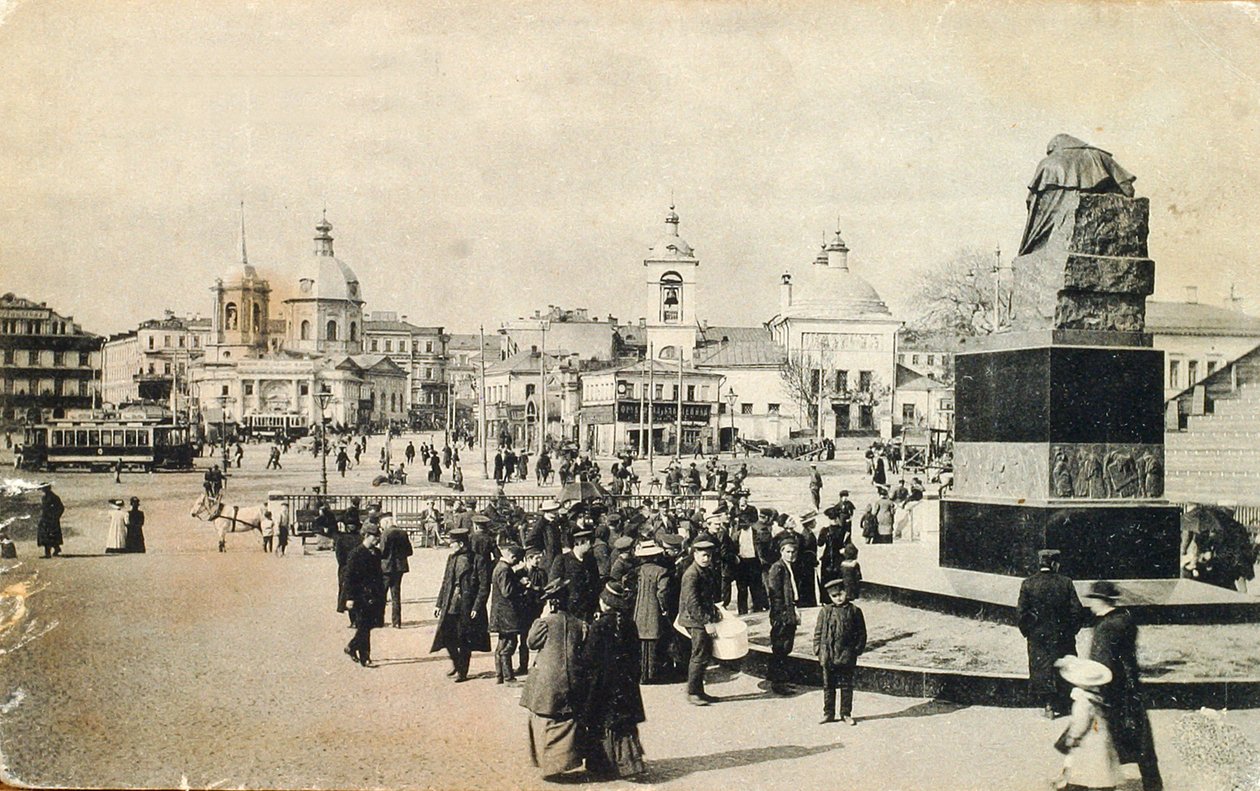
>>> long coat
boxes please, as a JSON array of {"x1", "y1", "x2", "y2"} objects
[
  {"x1": 489, "y1": 559, "x2": 525, "y2": 634},
  {"x1": 1016, "y1": 569, "x2": 1082, "y2": 695},
  {"x1": 526, "y1": 515, "x2": 564, "y2": 572},
  {"x1": 766, "y1": 559, "x2": 799, "y2": 626},
  {"x1": 813, "y1": 601, "x2": 867, "y2": 667},
  {"x1": 579, "y1": 611, "x2": 645, "y2": 730},
  {"x1": 36, "y1": 491, "x2": 64, "y2": 549},
  {"x1": 1088, "y1": 608, "x2": 1156, "y2": 766},
  {"x1": 344, "y1": 543, "x2": 386, "y2": 630},
  {"x1": 380, "y1": 527, "x2": 413, "y2": 574},
  {"x1": 630, "y1": 558, "x2": 671, "y2": 640},
  {"x1": 519, "y1": 611, "x2": 589, "y2": 718},
  {"x1": 430, "y1": 545, "x2": 492, "y2": 653}
]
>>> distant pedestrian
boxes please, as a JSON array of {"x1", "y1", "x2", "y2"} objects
[
  {"x1": 839, "y1": 543, "x2": 862, "y2": 600},
  {"x1": 276, "y1": 505, "x2": 290, "y2": 557},
  {"x1": 429, "y1": 453, "x2": 441, "y2": 484},
  {"x1": 125, "y1": 497, "x2": 147, "y2": 554},
  {"x1": 233, "y1": 442, "x2": 244, "y2": 468},
  {"x1": 814, "y1": 578, "x2": 866, "y2": 725},
  {"x1": 36, "y1": 484, "x2": 64, "y2": 558},
  {"x1": 336, "y1": 448, "x2": 350, "y2": 477},
  {"x1": 405, "y1": 441, "x2": 416, "y2": 466},
  {"x1": 260, "y1": 509, "x2": 275, "y2": 552},
  {"x1": 343, "y1": 525, "x2": 385, "y2": 667},
  {"x1": 451, "y1": 462, "x2": 464, "y2": 492},
  {"x1": 1017, "y1": 549, "x2": 1083, "y2": 718},
  {"x1": 104, "y1": 498, "x2": 128, "y2": 554},
  {"x1": 380, "y1": 513, "x2": 413, "y2": 628},
  {"x1": 114, "y1": 457, "x2": 123, "y2": 484},
  {"x1": 873, "y1": 491, "x2": 895, "y2": 544},
  {"x1": 809, "y1": 464, "x2": 823, "y2": 509}
]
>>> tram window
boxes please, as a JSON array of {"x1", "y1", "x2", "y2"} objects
[
  {"x1": 138, "y1": 430, "x2": 149, "y2": 445},
  {"x1": 155, "y1": 430, "x2": 167, "y2": 446},
  {"x1": 125, "y1": 430, "x2": 136, "y2": 446},
  {"x1": 113, "y1": 430, "x2": 125, "y2": 446},
  {"x1": 76, "y1": 430, "x2": 87, "y2": 446},
  {"x1": 50, "y1": 430, "x2": 60, "y2": 447}
]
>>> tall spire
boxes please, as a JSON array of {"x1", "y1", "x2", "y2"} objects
[{"x1": 239, "y1": 201, "x2": 248, "y2": 266}]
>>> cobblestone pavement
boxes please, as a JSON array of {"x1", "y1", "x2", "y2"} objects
[{"x1": 0, "y1": 438, "x2": 1255, "y2": 790}]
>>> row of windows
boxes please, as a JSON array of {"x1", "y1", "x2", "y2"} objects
[
  {"x1": 899, "y1": 353, "x2": 950, "y2": 367},
  {"x1": 3, "y1": 378, "x2": 90, "y2": 396},
  {"x1": 297, "y1": 320, "x2": 358, "y2": 343},
  {"x1": 369, "y1": 338, "x2": 437, "y2": 354},
  {"x1": 718, "y1": 402, "x2": 781, "y2": 415},
  {"x1": 3, "y1": 350, "x2": 93, "y2": 367},
  {"x1": 51, "y1": 428, "x2": 150, "y2": 447},
  {"x1": 146, "y1": 334, "x2": 199, "y2": 349},
  {"x1": 0, "y1": 318, "x2": 72, "y2": 335},
  {"x1": 1168, "y1": 358, "x2": 1220, "y2": 390},
  {"x1": 810, "y1": 369, "x2": 874, "y2": 392}
]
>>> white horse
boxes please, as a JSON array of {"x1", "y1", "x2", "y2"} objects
[{"x1": 190, "y1": 492, "x2": 264, "y2": 552}]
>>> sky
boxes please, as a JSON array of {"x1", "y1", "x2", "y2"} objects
[{"x1": 2, "y1": 0, "x2": 1259, "y2": 336}]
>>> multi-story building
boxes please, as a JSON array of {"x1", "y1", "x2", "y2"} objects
[
  {"x1": 499, "y1": 306, "x2": 620, "y2": 363},
  {"x1": 102, "y1": 312, "x2": 210, "y2": 412},
  {"x1": 0, "y1": 292, "x2": 102, "y2": 424},
  {"x1": 578, "y1": 358, "x2": 722, "y2": 456},
  {"x1": 1147, "y1": 297, "x2": 1260, "y2": 401},
  {"x1": 363, "y1": 311, "x2": 448, "y2": 427}
]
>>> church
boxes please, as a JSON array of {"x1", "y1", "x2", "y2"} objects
[{"x1": 189, "y1": 213, "x2": 408, "y2": 436}]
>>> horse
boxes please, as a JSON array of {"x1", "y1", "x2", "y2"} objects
[{"x1": 190, "y1": 492, "x2": 264, "y2": 552}]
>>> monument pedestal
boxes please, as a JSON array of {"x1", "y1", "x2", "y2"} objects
[{"x1": 940, "y1": 333, "x2": 1180, "y2": 579}]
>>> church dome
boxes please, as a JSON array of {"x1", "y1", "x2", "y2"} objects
[
  {"x1": 786, "y1": 230, "x2": 891, "y2": 318},
  {"x1": 647, "y1": 205, "x2": 696, "y2": 260},
  {"x1": 293, "y1": 215, "x2": 364, "y2": 303}
]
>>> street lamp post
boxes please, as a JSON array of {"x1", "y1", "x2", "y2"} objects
[
  {"x1": 725, "y1": 389, "x2": 738, "y2": 458},
  {"x1": 215, "y1": 394, "x2": 234, "y2": 470},
  {"x1": 316, "y1": 390, "x2": 334, "y2": 497}
]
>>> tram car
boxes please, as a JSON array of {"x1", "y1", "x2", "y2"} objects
[
  {"x1": 17, "y1": 409, "x2": 196, "y2": 472},
  {"x1": 240, "y1": 413, "x2": 309, "y2": 442}
]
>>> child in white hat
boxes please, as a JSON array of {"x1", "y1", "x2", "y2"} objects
[{"x1": 1053, "y1": 656, "x2": 1121, "y2": 790}]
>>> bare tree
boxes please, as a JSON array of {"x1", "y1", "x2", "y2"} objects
[
  {"x1": 779, "y1": 350, "x2": 820, "y2": 429},
  {"x1": 904, "y1": 248, "x2": 1002, "y2": 340}
]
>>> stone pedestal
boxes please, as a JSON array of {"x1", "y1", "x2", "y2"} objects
[{"x1": 940, "y1": 335, "x2": 1180, "y2": 578}]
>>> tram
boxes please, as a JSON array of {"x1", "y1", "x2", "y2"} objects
[
  {"x1": 17, "y1": 409, "x2": 196, "y2": 472},
  {"x1": 240, "y1": 413, "x2": 308, "y2": 442}
]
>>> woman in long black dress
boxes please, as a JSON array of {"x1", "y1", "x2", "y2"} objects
[
  {"x1": 579, "y1": 581, "x2": 647, "y2": 779},
  {"x1": 124, "y1": 497, "x2": 146, "y2": 553}
]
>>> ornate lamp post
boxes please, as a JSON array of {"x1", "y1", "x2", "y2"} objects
[
  {"x1": 316, "y1": 390, "x2": 335, "y2": 497},
  {"x1": 725, "y1": 389, "x2": 738, "y2": 458}
]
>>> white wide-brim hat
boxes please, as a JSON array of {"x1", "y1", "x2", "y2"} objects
[
  {"x1": 1056, "y1": 656, "x2": 1112, "y2": 688},
  {"x1": 634, "y1": 541, "x2": 664, "y2": 557}
]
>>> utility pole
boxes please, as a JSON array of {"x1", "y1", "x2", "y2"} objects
[
  {"x1": 647, "y1": 342, "x2": 655, "y2": 474},
  {"x1": 539, "y1": 319, "x2": 549, "y2": 455},
  {"x1": 816, "y1": 339, "x2": 827, "y2": 441},
  {"x1": 478, "y1": 325, "x2": 489, "y2": 479},
  {"x1": 637, "y1": 361, "x2": 646, "y2": 458},
  {"x1": 676, "y1": 353, "x2": 683, "y2": 459}
]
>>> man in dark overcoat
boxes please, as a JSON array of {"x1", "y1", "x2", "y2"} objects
[
  {"x1": 37, "y1": 484, "x2": 65, "y2": 558},
  {"x1": 489, "y1": 544, "x2": 526, "y2": 684},
  {"x1": 334, "y1": 519, "x2": 363, "y2": 624},
  {"x1": 678, "y1": 533, "x2": 722, "y2": 706},
  {"x1": 525, "y1": 500, "x2": 564, "y2": 568},
  {"x1": 1086, "y1": 580, "x2": 1163, "y2": 791},
  {"x1": 549, "y1": 527, "x2": 600, "y2": 622},
  {"x1": 430, "y1": 526, "x2": 492, "y2": 682},
  {"x1": 1016, "y1": 549, "x2": 1083, "y2": 718},
  {"x1": 343, "y1": 525, "x2": 386, "y2": 667},
  {"x1": 765, "y1": 535, "x2": 801, "y2": 695},
  {"x1": 380, "y1": 515, "x2": 414, "y2": 628}
]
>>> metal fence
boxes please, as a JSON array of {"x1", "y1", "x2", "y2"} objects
[{"x1": 280, "y1": 491, "x2": 720, "y2": 535}]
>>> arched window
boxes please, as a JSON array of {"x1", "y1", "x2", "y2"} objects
[
  {"x1": 224, "y1": 303, "x2": 238, "y2": 330},
  {"x1": 326, "y1": 320, "x2": 338, "y2": 341},
  {"x1": 349, "y1": 321, "x2": 358, "y2": 342},
  {"x1": 659, "y1": 272, "x2": 683, "y2": 323},
  {"x1": 252, "y1": 304, "x2": 262, "y2": 334},
  {"x1": 659, "y1": 345, "x2": 678, "y2": 360},
  {"x1": 300, "y1": 320, "x2": 310, "y2": 341}
]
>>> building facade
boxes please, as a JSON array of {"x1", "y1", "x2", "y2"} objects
[
  {"x1": 0, "y1": 293, "x2": 102, "y2": 425},
  {"x1": 364, "y1": 311, "x2": 448, "y2": 427},
  {"x1": 579, "y1": 359, "x2": 721, "y2": 456},
  {"x1": 1146, "y1": 299, "x2": 1260, "y2": 401},
  {"x1": 102, "y1": 313, "x2": 209, "y2": 413}
]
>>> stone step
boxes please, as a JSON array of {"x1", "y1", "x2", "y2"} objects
[
  {"x1": 1167, "y1": 456, "x2": 1260, "y2": 473},
  {"x1": 1207, "y1": 398, "x2": 1260, "y2": 416},
  {"x1": 1165, "y1": 481, "x2": 1260, "y2": 505},
  {"x1": 1185, "y1": 416, "x2": 1260, "y2": 432},
  {"x1": 1166, "y1": 441, "x2": 1260, "y2": 456}
]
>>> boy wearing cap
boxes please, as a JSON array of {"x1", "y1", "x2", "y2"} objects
[
  {"x1": 489, "y1": 545, "x2": 526, "y2": 684},
  {"x1": 814, "y1": 579, "x2": 867, "y2": 724},
  {"x1": 766, "y1": 535, "x2": 802, "y2": 695}
]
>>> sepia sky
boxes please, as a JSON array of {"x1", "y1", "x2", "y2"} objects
[{"x1": 2, "y1": 0, "x2": 1259, "y2": 336}]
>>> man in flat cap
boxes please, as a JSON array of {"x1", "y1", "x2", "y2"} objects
[
  {"x1": 549, "y1": 526, "x2": 600, "y2": 622},
  {"x1": 765, "y1": 534, "x2": 802, "y2": 695},
  {"x1": 343, "y1": 524, "x2": 385, "y2": 667},
  {"x1": 1017, "y1": 548, "x2": 1084, "y2": 718},
  {"x1": 431, "y1": 525, "x2": 491, "y2": 682},
  {"x1": 678, "y1": 533, "x2": 723, "y2": 705}
]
